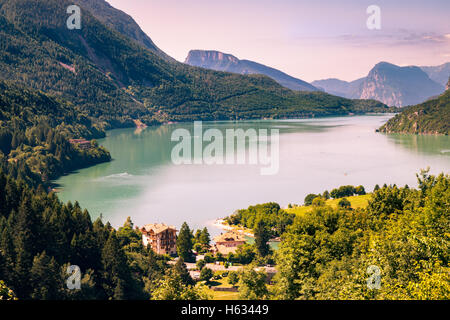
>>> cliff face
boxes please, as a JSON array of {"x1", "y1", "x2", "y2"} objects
[
  {"x1": 314, "y1": 62, "x2": 446, "y2": 107},
  {"x1": 185, "y1": 50, "x2": 318, "y2": 92},
  {"x1": 359, "y1": 62, "x2": 444, "y2": 107},
  {"x1": 185, "y1": 50, "x2": 241, "y2": 71}
]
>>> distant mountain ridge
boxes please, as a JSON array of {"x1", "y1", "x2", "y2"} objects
[
  {"x1": 421, "y1": 62, "x2": 450, "y2": 87},
  {"x1": 311, "y1": 78, "x2": 364, "y2": 99},
  {"x1": 313, "y1": 62, "x2": 447, "y2": 107},
  {"x1": 185, "y1": 50, "x2": 318, "y2": 92}
]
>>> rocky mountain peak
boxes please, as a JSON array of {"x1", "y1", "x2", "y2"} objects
[
  {"x1": 185, "y1": 50, "x2": 318, "y2": 91},
  {"x1": 185, "y1": 50, "x2": 239, "y2": 66}
]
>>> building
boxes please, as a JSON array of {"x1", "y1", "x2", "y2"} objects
[
  {"x1": 213, "y1": 231, "x2": 246, "y2": 255},
  {"x1": 69, "y1": 139, "x2": 92, "y2": 150},
  {"x1": 189, "y1": 270, "x2": 201, "y2": 281},
  {"x1": 140, "y1": 223, "x2": 177, "y2": 255}
]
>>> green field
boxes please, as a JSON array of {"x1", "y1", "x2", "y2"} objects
[
  {"x1": 286, "y1": 194, "x2": 372, "y2": 216},
  {"x1": 204, "y1": 276, "x2": 240, "y2": 300}
]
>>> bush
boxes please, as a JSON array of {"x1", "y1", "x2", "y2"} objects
[
  {"x1": 355, "y1": 185, "x2": 366, "y2": 195},
  {"x1": 304, "y1": 194, "x2": 319, "y2": 206},
  {"x1": 204, "y1": 253, "x2": 215, "y2": 263},
  {"x1": 228, "y1": 272, "x2": 239, "y2": 285},
  {"x1": 338, "y1": 198, "x2": 352, "y2": 209},
  {"x1": 330, "y1": 185, "x2": 356, "y2": 198},
  {"x1": 196, "y1": 259, "x2": 206, "y2": 270},
  {"x1": 200, "y1": 268, "x2": 214, "y2": 283}
]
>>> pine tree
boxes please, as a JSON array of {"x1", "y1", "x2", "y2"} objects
[
  {"x1": 254, "y1": 220, "x2": 270, "y2": 257},
  {"x1": 0, "y1": 225, "x2": 15, "y2": 284},
  {"x1": 13, "y1": 197, "x2": 39, "y2": 298},
  {"x1": 176, "y1": 222, "x2": 193, "y2": 262},
  {"x1": 30, "y1": 251, "x2": 61, "y2": 300},
  {"x1": 101, "y1": 232, "x2": 133, "y2": 299},
  {"x1": 199, "y1": 227, "x2": 211, "y2": 248},
  {"x1": 174, "y1": 257, "x2": 194, "y2": 286}
]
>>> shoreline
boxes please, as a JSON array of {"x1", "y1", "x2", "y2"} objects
[
  {"x1": 213, "y1": 219, "x2": 254, "y2": 238},
  {"x1": 213, "y1": 218, "x2": 282, "y2": 249}
]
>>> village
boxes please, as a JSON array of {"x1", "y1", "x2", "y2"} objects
[{"x1": 139, "y1": 222, "x2": 278, "y2": 298}]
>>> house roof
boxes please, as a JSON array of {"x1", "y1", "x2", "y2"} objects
[
  {"x1": 214, "y1": 231, "x2": 246, "y2": 243},
  {"x1": 69, "y1": 139, "x2": 90, "y2": 144},
  {"x1": 141, "y1": 223, "x2": 177, "y2": 234}
]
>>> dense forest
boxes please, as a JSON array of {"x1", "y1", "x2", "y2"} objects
[
  {"x1": 0, "y1": 170, "x2": 194, "y2": 299},
  {"x1": 379, "y1": 79, "x2": 449, "y2": 135},
  {"x1": 0, "y1": 80, "x2": 110, "y2": 186}
]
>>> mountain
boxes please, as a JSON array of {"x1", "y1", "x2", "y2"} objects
[
  {"x1": 73, "y1": 0, "x2": 174, "y2": 62},
  {"x1": 311, "y1": 78, "x2": 364, "y2": 99},
  {"x1": 359, "y1": 62, "x2": 444, "y2": 107},
  {"x1": 313, "y1": 62, "x2": 445, "y2": 107},
  {"x1": 421, "y1": 62, "x2": 450, "y2": 87},
  {"x1": 0, "y1": 0, "x2": 389, "y2": 130},
  {"x1": 185, "y1": 50, "x2": 318, "y2": 92},
  {"x1": 379, "y1": 78, "x2": 450, "y2": 135}
]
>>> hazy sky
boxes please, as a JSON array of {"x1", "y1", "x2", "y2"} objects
[{"x1": 107, "y1": 0, "x2": 450, "y2": 82}]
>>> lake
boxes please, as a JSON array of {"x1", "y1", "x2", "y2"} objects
[{"x1": 54, "y1": 115, "x2": 450, "y2": 235}]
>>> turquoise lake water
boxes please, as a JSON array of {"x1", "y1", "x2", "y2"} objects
[{"x1": 55, "y1": 115, "x2": 450, "y2": 235}]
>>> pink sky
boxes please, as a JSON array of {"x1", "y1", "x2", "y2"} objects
[{"x1": 107, "y1": 0, "x2": 450, "y2": 82}]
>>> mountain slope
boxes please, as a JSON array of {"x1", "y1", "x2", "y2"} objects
[
  {"x1": 311, "y1": 78, "x2": 364, "y2": 99},
  {"x1": 0, "y1": 80, "x2": 110, "y2": 183},
  {"x1": 185, "y1": 50, "x2": 318, "y2": 92},
  {"x1": 360, "y1": 62, "x2": 444, "y2": 107},
  {"x1": 379, "y1": 78, "x2": 450, "y2": 135},
  {"x1": 73, "y1": 0, "x2": 174, "y2": 62},
  {"x1": 0, "y1": 0, "x2": 388, "y2": 128},
  {"x1": 313, "y1": 62, "x2": 445, "y2": 107},
  {"x1": 421, "y1": 62, "x2": 450, "y2": 87}
]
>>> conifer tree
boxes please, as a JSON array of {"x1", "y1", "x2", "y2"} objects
[
  {"x1": 199, "y1": 227, "x2": 211, "y2": 248},
  {"x1": 30, "y1": 251, "x2": 61, "y2": 300},
  {"x1": 174, "y1": 257, "x2": 194, "y2": 286},
  {"x1": 101, "y1": 232, "x2": 136, "y2": 299},
  {"x1": 254, "y1": 220, "x2": 270, "y2": 257},
  {"x1": 176, "y1": 222, "x2": 193, "y2": 262}
]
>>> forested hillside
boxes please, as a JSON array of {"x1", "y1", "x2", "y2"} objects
[
  {"x1": 185, "y1": 50, "x2": 319, "y2": 92},
  {"x1": 379, "y1": 81, "x2": 450, "y2": 135},
  {"x1": 274, "y1": 171, "x2": 449, "y2": 299},
  {"x1": 0, "y1": 0, "x2": 389, "y2": 130},
  {"x1": 0, "y1": 171, "x2": 178, "y2": 300},
  {"x1": 73, "y1": 0, "x2": 174, "y2": 62},
  {"x1": 0, "y1": 80, "x2": 110, "y2": 185},
  {"x1": 225, "y1": 172, "x2": 449, "y2": 299}
]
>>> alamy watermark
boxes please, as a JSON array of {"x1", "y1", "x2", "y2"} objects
[
  {"x1": 67, "y1": 5, "x2": 81, "y2": 30},
  {"x1": 170, "y1": 122, "x2": 280, "y2": 175},
  {"x1": 366, "y1": 265, "x2": 381, "y2": 290},
  {"x1": 66, "y1": 265, "x2": 81, "y2": 290},
  {"x1": 366, "y1": 5, "x2": 381, "y2": 30}
]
